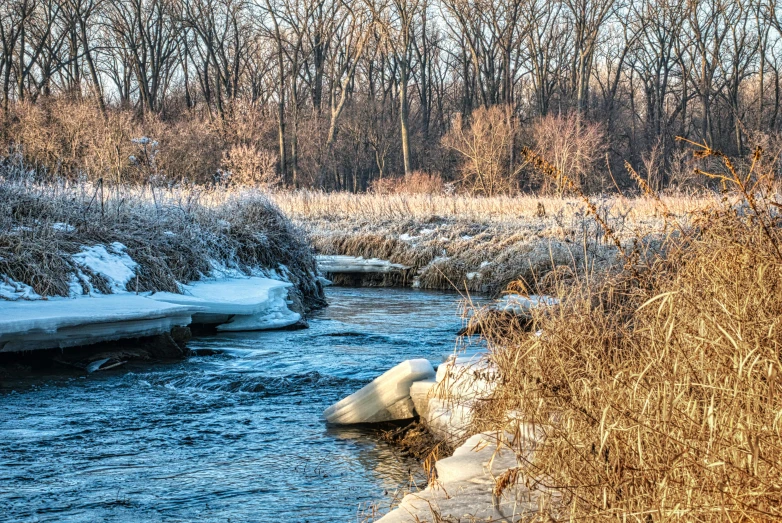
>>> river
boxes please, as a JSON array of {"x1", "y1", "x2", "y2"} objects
[{"x1": 0, "y1": 287, "x2": 485, "y2": 523}]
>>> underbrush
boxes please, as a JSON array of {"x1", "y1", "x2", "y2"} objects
[
  {"x1": 0, "y1": 178, "x2": 323, "y2": 307},
  {"x1": 473, "y1": 146, "x2": 782, "y2": 520}
]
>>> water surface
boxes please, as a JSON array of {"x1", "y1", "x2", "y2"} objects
[{"x1": 0, "y1": 287, "x2": 483, "y2": 523}]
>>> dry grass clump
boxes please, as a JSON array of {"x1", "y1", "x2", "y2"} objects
[
  {"x1": 472, "y1": 146, "x2": 782, "y2": 520},
  {"x1": 0, "y1": 177, "x2": 322, "y2": 306}
]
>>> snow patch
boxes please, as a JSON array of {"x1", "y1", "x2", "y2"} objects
[
  {"x1": 0, "y1": 276, "x2": 41, "y2": 301},
  {"x1": 498, "y1": 294, "x2": 559, "y2": 315},
  {"x1": 52, "y1": 222, "x2": 75, "y2": 233},
  {"x1": 71, "y1": 243, "x2": 138, "y2": 293}
]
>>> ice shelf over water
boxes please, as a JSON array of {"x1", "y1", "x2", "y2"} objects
[
  {"x1": 1, "y1": 274, "x2": 303, "y2": 351},
  {"x1": 316, "y1": 255, "x2": 409, "y2": 274},
  {"x1": 0, "y1": 295, "x2": 198, "y2": 352},
  {"x1": 323, "y1": 359, "x2": 435, "y2": 424},
  {"x1": 149, "y1": 277, "x2": 301, "y2": 332}
]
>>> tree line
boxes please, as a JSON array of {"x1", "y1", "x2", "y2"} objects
[{"x1": 1, "y1": 0, "x2": 781, "y2": 193}]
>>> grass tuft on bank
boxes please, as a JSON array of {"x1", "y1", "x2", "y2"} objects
[
  {"x1": 0, "y1": 176, "x2": 322, "y2": 307},
  {"x1": 275, "y1": 191, "x2": 714, "y2": 295}
]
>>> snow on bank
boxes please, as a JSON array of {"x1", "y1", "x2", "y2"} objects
[
  {"x1": 72, "y1": 243, "x2": 139, "y2": 294},
  {"x1": 1, "y1": 242, "x2": 308, "y2": 351},
  {"x1": 0, "y1": 277, "x2": 41, "y2": 301},
  {"x1": 149, "y1": 277, "x2": 301, "y2": 332},
  {"x1": 377, "y1": 431, "x2": 549, "y2": 522},
  {"x1": 0, "y1": 295, "x2": 197, "y2": 352},
  {"x1": 498, "y1": 294, "x2": 559, "y2": 315}
]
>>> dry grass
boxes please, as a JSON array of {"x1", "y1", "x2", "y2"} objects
[
  {"x1": 0, "y1": 176, "x2": 323, "y2": 306},
  {"x1": 273, "y1": 190, "x2": 715, "y2": 295},
  {"x1": 469, "y1": 145, "x2": 782, "y2": 520},
  {"x1": 273, "y1": 191, "x2": 710, "y2": 223}
]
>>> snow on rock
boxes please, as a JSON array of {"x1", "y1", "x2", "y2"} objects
[
  {"x1": 316, "y1": 255, "x2": 409, "y2": 274},
  {"x1": 71, "y1": 243, "x2": 138, "y2": 293},
  {"x1": 376, "y1": 431, "x2": 550, "y2": 523},
  {"x1": 423, "y1": 354, "x2": 498, "y2": 447},
  {"x1": 497, "y1": 294, "x2": 559, "y2": 316},
  {"x1": 0, "y1": 295, "x2": 199, "y2": 352},
  {"x1": 149, "y1": 277, "x2": 301, "y2": 331},
  {"x1": 324, "y1": 359, "x2": 435, "y2": 424}
]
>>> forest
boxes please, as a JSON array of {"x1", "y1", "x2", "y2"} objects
[{"x1": 0, "y1": 0, "x2": 779, "y2": 193}]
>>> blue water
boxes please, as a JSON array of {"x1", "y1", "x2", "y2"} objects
[{"x1": 0, "y1": 287, "x2": 484, "y2": 523}]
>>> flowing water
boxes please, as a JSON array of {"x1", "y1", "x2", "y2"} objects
[{"x1": 0, "y1": 287, "x2": 485, "y2": 523}]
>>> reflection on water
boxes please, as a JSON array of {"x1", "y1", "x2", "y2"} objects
[{"x1": 0, "y1": 287, "x2": 485, "y2": 523}]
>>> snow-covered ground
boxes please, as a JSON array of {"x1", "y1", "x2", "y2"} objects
[
  {"x1": 0, "y1": 242, "x2": 306, "y2": 352},
  {"x1": 376, "y1": 430, "x2": 550, "y2": 522}
]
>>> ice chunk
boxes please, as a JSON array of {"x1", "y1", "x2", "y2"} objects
[
  {"x1": 316, "y1": 255, "x2": 409, "y2": 274},
  {"x1": 0, "y1": 295, "x2": 198, "y2": 352},
  {"x1": 323, "y1": 359, "x2": 435, "y2": 424},
  {"x1": 435, "y1": 354, "x2": 498, "y2": 400},
  {"x1": 410, "y1": 379, "x2": 436, "y2": 419},
  {"x1": 150, "y1": 277, "x2": 301, "y2": 331}
]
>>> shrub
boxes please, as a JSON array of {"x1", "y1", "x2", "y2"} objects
[
  {"x1": 442, "y1": 105, "x2": 518, "y2": 196},
  {"x1": 369, "y1": 171, "x2": 444, "y2": 195},
  {"x1": 221, "y1": 144, "x2": 280, "y2": 187},
  {"x1": 529, "y1": 112, "x2": 606, "y2": 194}
]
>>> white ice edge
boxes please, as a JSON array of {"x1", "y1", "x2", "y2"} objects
[
  {"x1": 323, "y1": 359, "x2": 435, "y2": 424},
  {"x1": 0, "y1": 277, "x2": 303, "y2": 351},
  {"x1": 0, "y1": 295, "x2": 198, "y2": 352},
  {"x1": 316, "y1": 255, "x2": 409, "y2": 274}
]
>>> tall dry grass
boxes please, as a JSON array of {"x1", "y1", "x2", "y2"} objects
[
  {"x1": 471, "y1": 145, "x2": 782, "y2": 520},
  {"x1": 272, "y1": 190, "x2": 711, "y2": 224},
  {"x1": 273, "y1": 190, "x2": 715, "y2": 295}
]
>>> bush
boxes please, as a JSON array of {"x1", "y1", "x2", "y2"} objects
[
  {"x1": 369, "y1": 171, "x2": 444, "y2": 195},
  {"x1": 529, "y1": 112, "x2": 606, "y2": 194},
  {"x1": 442, "y1": 105, "x2": 518, "y2": 196}
]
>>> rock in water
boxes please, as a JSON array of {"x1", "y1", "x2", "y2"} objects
[{"x1": 323, "y1": 359, "x2": 435, "y2": 424}]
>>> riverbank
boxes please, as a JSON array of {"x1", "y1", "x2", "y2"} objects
[
  {"x1": 346, "y1": 168, "x2": 782, "y2": 520},
  {"x1": 274, "y1": 191, "x2": 713, "y2": 295},
  {"x1": 0, "y1": 180, "x2": 324, "y2": 360}
]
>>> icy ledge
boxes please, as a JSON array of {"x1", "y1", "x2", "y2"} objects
[
  {"x1": 316, "y1": 255, "x2": 409, "y2": 274},
  {"x1": 0, "y1": 278, "x2": 304, "y2": 352},
  {"x1": 148, "y1": 277, "x2": 301, "y2": 331},
  {"x1": 0, "y1": 295, "x2": 197, "y2": 352}
]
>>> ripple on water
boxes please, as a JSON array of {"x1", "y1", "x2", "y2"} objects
[{"x1": 0, "y1": 287, "x2": 487, "y2": 523}]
